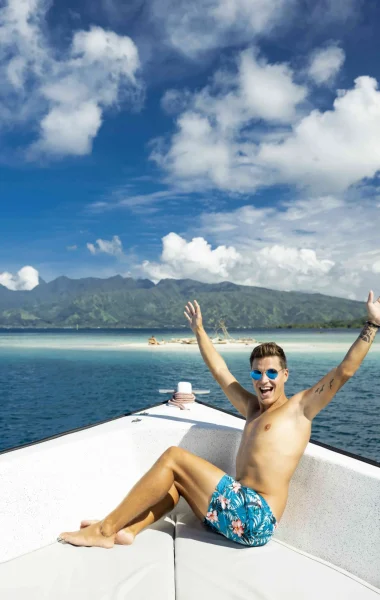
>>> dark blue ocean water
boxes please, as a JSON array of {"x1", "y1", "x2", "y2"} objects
[{"x1": 0, "y1": 330, "x2": 379, "y2": 462}]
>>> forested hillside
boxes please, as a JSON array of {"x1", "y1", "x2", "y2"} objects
[{"x1": 0, "y1": 276, "x2": 366, "y2": 328}]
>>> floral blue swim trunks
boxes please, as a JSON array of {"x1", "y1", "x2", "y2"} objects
[{"x1": 203, "y1": 474, "x2": 277, "y2": 547}]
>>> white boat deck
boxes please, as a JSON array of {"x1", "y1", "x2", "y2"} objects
[{"x1": 0, "y1": 400, "x2": 379, "y2": 599}]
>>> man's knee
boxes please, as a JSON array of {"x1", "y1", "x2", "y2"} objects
[
  {"x1": 161, "y1": 446, "x2": 181, "y2": 464},
  {"x1": 160, "y1": 446, "x2": 189, "y2": 470}
]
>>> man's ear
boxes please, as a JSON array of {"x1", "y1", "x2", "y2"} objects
[{"x1": 284, "y1": 369, "x2": 289, "y2": 382}]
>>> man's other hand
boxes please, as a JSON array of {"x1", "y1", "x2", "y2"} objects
[
  {"x1": 184, "y1": 300, "x2": 203, "y2": 333},
  {"x1": 367, "y1": 290, "x2": 380, "y2": 326}
]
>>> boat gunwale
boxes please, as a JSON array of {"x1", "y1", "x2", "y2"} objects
[{"x1": 1, "y1": 399, "x2": 379, "y2": 469}]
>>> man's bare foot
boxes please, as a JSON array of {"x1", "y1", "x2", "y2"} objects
[
  {"x1": 80, "y1": 520, "x2": 135, "y2": 545},
  {"x1": 58, "y1": 521, "x2": 116, "y2": 548}
]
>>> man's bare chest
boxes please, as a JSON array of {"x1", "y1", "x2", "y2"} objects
[{"x1": 237, "y1": 405, "x2": 311, "y2": 461}]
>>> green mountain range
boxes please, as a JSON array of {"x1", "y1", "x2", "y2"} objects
[{"x1": 0, "y1": 276, "x2": 367, "y2": 329}]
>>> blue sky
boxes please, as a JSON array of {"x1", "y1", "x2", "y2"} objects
[{"x1": 1, "y1": 0, "x2": 380, "y2": 299}]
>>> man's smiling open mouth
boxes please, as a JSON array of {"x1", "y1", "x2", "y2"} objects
[{"x1": 259, "y1": 385, "x2": 274, "y2": 398}]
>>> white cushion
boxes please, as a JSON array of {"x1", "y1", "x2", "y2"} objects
[
  {"x1": 174, "y1": 511, "x2": 380, "y2": 600},
  {"x1": 0, "y1": 518, "x2": 175, "y2": 600}
]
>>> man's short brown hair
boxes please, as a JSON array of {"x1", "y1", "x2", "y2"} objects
[{"x1": 249, "y1": 342, "x2": 287, "y2": 370}]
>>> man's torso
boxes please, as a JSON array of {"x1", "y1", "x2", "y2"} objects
[{"x1": 235, "y1": 396, "x2": 311, "y2": 522}]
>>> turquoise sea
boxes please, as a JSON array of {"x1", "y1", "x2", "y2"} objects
[{"x1": 0, "y1": 329, "x2": 379, "y2": 462}]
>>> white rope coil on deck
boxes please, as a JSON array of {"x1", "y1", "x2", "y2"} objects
[{"x1": 168, "y1": 391, "x2": 196, "y2": 410}]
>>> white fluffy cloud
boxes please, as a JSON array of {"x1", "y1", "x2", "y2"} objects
[
  {"x1": 0, "y1": 1, "x2": 141, "y2": 158},
  {"x1": 87, "y1": 236, "x2": 124, "y2": 256},
  {"x1": 258, "y1": 76, "x2": 380, "y2": 192},
  {"x1": 36, "y1": 102, "x2": 102, "y2": 157},
  {"x1": 148, "y1": 0, "x2": 358, "y2": 58},
  {"x1": 153, "y1": 49, "x2": 307, "y2": 192},
  {"x1": 155, "y1": 45, "x2": 380, "y2": 194},
  {"x1": 150, "y1": 0, "x2": 290, "y2": 58},
  {"x1": 138, "y1": 195, "x2": 380, "y2": 300},
  {"x1": 238, "y1": 50, "x2": 307, "y2": 122},
  {"x1": 0, "y1": 266, "x2": 39, "y2": 291},
  {"x1": 308, "y1": 45, "x2": 345, "y2": 85},
  {"x1": 140, "y1": 232, "x2": 335, "y2": 290},
  {"x1": 141, "y1": 233, "x2": 242, "y2": 281}
]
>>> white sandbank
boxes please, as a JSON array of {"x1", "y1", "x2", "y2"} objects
[
  {"x1": 0, "y1": 339, "x2": 379, "y2": 353},
  {"x1": 1, "y1": 341, "x2": 369, "y2": 353},
  {"x1": 128, "y1": 341, "x2": 380, "y2": 353}
]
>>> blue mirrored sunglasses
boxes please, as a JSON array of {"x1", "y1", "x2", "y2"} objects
[{"x1": 250, "y1": 368, "x2": 284, "y2": 381}]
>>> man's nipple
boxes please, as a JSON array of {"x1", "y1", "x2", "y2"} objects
[{"x1": 264, "y1": 424, "x2": 271, "y2": 431}]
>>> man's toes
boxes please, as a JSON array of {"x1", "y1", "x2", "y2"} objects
[
  {"x1": 58, "y1": 532, "x2": 74, "y2": 544},
  {"x1": 59, "y1": 531, "x2": 89, "y2": 547}
]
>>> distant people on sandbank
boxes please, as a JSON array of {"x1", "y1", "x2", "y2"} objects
[{"x1": 148, "y1": 335, "x2": 166, "y2": 346}]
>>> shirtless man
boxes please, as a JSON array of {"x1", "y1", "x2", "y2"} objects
[{"x1": 58, "y1": 292, "x2": 380, "y2": 548}]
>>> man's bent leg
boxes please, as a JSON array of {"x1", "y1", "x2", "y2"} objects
[
  {"x1": 101, "y1": 446, "x2": 226, "y2": 535},
  {"x1": 80, "y1": 484, "x2": 180, "y2": 544},
  {"x1": 59, "y1": 447, "x2": 226, "y2": 547},
  {"x1": 121, "y1": 484, "x2": 180, "y2": 540}
]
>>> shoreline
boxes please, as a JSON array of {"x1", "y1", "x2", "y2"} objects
[
  {"x1": 0, "y1": 340, "x2": 379, "y2": 353},
  {"x1": 122, "y1": 341, "x2": 380, "y2": 353},
  {"x1": 0, "y1": 326, "x2": 365, "y2": 331}
]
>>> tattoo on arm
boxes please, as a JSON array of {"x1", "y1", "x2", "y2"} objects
[
  {"x1": 360, "y1": 323, "x2": 376, "y2": 344},
  {"x1": 314, "y1": 379, "x2": 334, "y2": 395}
]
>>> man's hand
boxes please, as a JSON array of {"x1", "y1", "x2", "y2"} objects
[
  {"x1": 367, "y1": 290, "x2": 380, "y2": 326},
  {"x1": 184, "y1": 300, "x2": 203, "y2": 333}
]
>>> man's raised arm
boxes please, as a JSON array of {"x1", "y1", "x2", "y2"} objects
[
  {"x1": 184, "y1": 300, "x2": 258, "y2": 419},
  {"x1": 300, "y1": 290, "x2": 380, "y2": 421}
]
